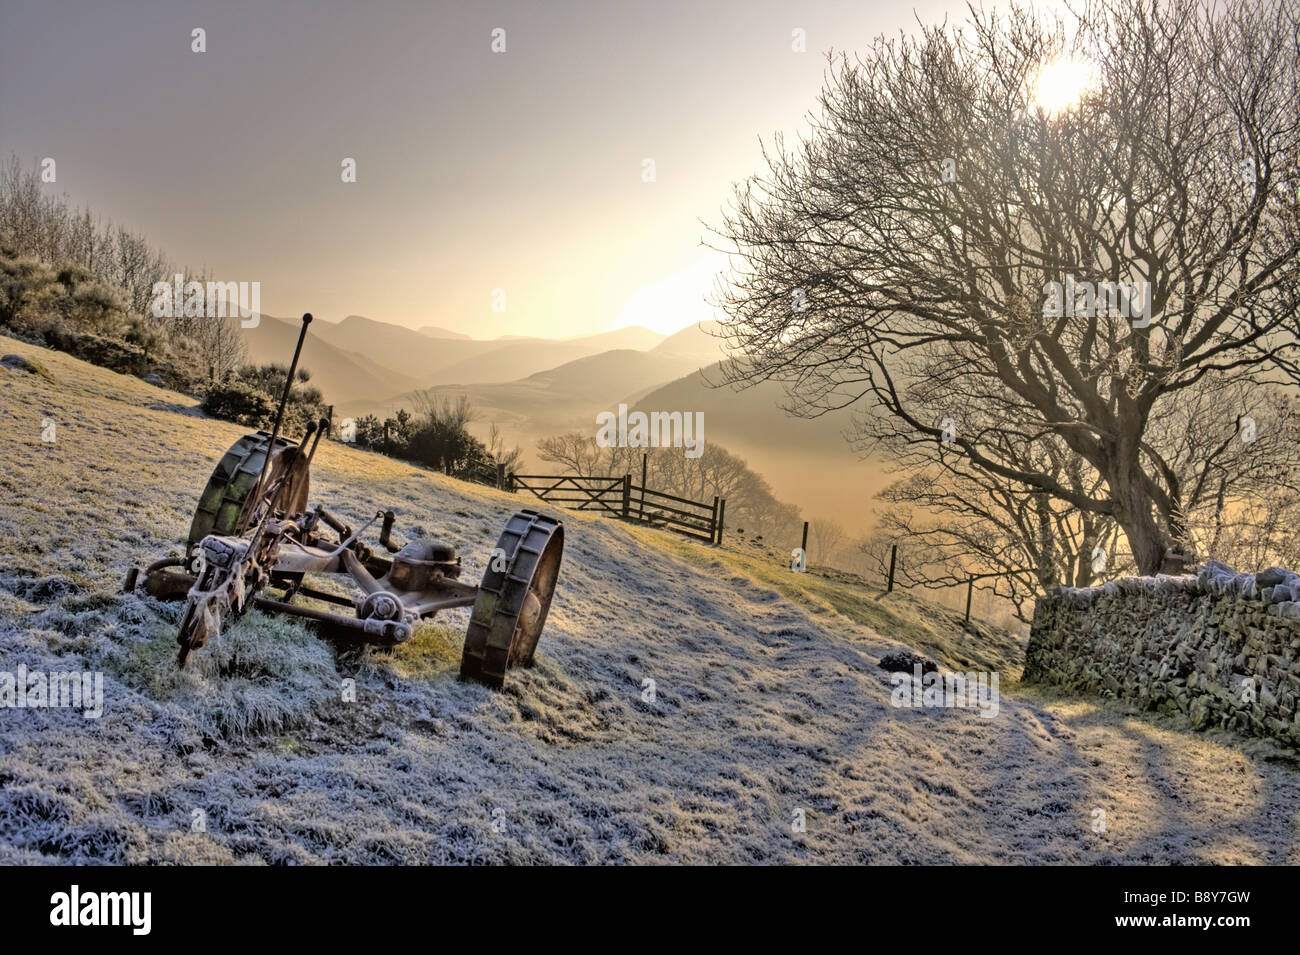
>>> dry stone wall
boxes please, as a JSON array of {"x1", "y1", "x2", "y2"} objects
[{"x1": 1025, "y1": 560, "x2": 1300, "y2": 748}]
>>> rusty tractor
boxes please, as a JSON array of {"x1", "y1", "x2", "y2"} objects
[{"x1": 122, "y1": 313, "x2": 563, "y2": 688}]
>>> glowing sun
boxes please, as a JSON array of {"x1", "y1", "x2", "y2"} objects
[{"x1": 1031, "y1": 57, "x2": 1097, "y2": 116}]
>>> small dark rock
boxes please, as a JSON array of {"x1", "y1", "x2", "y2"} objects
[{"x1": 879, "y1": 649, "x2": 939, "y2": 674}]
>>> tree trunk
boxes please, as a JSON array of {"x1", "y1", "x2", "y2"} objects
[
  {"x1": 1109, "y1": 465, "x2": 1192, "y2": 576},
  {"x1": 1035, "y1": 493, "x2": 1060, "y2": 591}
]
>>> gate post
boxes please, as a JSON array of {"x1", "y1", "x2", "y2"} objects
[
  {"x1": 717, "y1": 498, "x2": 726, "y2": 544},
  {"x1": 887, "y1": 543, "x2": 898, "y2": 593},
  {"x1": 622, "y1": 474, "x2": 631, "y2": 518},
  {"x1": 639, "y1": 453, "x2": 647, "y2": 519}
]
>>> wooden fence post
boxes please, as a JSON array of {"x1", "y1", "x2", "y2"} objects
[
  {"x1": 711, "y1": 496, "x2": 719, "y2": 544},
  {"x1": 801, "y1": 521, "x2": 809, "y2": 561},
  {"x1": 639, "y1": 453, "x2": 647, "y2": 519},
  {"x1": 887, "y1": 543, "x2": 897, "y2": 593},
  {"x1": 965, "y1": 573, "x2": 974, "y2": 622},
  {"x1": 622, "y1": 474, "x2": 631, "y2": 518},
  {"x1": 717, "y1": 498, "x2": 726, "y2": 544},
  {"x1": 496, "y1": 462, "x2": 505, "y2": 490}
]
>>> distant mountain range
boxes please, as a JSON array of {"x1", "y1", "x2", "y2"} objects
[
  {"x1": 241, "y1": 314, "x2": 674, "y2": 400},
  {"x1": 238, "y1": 313, "x2": 424, "y2": 405},
  {"x1": 240, "y1": 313, "x2": 880, "y2": 533},
  {"x1": 331, "y1": 321, "x2": 726, "y2": 436},
  {"x1": 417, "y1": 325, "x2": 471, "y2": 340}
]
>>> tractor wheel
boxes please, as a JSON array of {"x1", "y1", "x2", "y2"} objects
[
  {"x1": 186, "y1": 431, "x2": 310, "y2": 566},
  {"x1": 460, "y1": 510, "x2": 563, "y2": 688}
]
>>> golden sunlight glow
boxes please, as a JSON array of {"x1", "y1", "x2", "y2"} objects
[
  {"x1": 609, "y1": 253, "x2": 727, "y2": 336},
  {"x1": 1031, "y1": 57, "x2": 1097, "y2": 117}
]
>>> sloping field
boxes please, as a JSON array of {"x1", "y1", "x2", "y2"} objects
[{"x1": 1, "y1": 336, "x2": 1298, "y2": 864}]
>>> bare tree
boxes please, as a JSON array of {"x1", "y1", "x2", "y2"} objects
[
  {"x1": 486, "y1": 422, "x2": 523, "y2": 473},
  {"x1": 191, "y1": 316, "x2": 248, "y2": 383},
  {"x1": 807, "y1": 518, "x2": 847, "y2": 566},
  {"x1": 712, "y1": 0, "x2": 1300, "y2": 576},
  {"x1": 536, "y1": 432, "x2": 606, "y2": 478},
  {"x1": 873, "y1": 465, "x2": 1126, "y2": 623},
  {"x1": 868, "y1": 368, "x2": 1296, "y2": 619},
  {"x1": 411, "y1": 391, "x2": 476, "y2": 431},
  {"x1": 0, "y1": 156, "x2": 172, "y2": 312}
]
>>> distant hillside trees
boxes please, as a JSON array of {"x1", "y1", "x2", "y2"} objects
[
  {"x1": 349, "y1": 394, "x2": 521, "y2": 481},
  {"x1": 0, "y1": 156, "x2": 169, "y2": 316},
  {"x1": 0, "y1": 156, "x2": 346, "y2": 432},
  {"x1": 0, "y1": 156, "x2": 251, "y2": 389},
  {"x1": 806, "y1": 518, "x2": 848, "y2": 567},
  {"x1": 536, "y1": 431, "x2": 801, "y2": 538}
]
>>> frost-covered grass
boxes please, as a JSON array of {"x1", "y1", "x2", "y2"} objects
[
  {"x1": 1, "y1": 334, "x2": 1299, "y2": 865},
  {"x1": 652, "y1": 531, "x2": 1026, "y2": 676}
]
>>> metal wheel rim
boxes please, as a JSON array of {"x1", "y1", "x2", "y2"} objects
[{"x1": 460, "y1": 511, "x2": 564, "y2": 688}]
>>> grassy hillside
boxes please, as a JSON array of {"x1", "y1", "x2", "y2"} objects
[
  {"x1": 2, "y1": 335, "x2": 1298, "y2": 865},
  {"x1": 655, "y1": 533, "x2": 1027, "y2": 676}
]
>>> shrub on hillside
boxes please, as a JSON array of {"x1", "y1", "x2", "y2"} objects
[
  {"x1": 201, "y1": 382, "x2": 274, "y2": 427},
  {"x1": 56, "y1": 265, "x2": 126, "y2": 337},
  {"x1": 201, "y1": 363, "x2": 327, "y2": 436},
  {"x1": 346, "y1": 396, "x2": 507, "y2": 483},
  {"x1": 0, "y1": 256, "x2": 129, "y2": 341},
  {"x1": 44, "y1": 328, "x2": 147, "y2": 377},
  {"x1": 408, "y1": 419, "x2": 490, "y2": 474},
  {"x1": 406, "y1": 394, "x2": 491, "y2": 474},
  {"x1": 1, "y1": 159, "x2": 251, "y2": 392},
  {"x1": 0, "y1": 257, "x2": 65, "y2": 335},
  {"x1": 350, "y1": 410, "x2": 415, "y2": 454}
]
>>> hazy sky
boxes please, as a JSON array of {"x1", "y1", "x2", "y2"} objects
[{"x1": 2, "y1": 0, "x2": 999, "y2": 339}]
